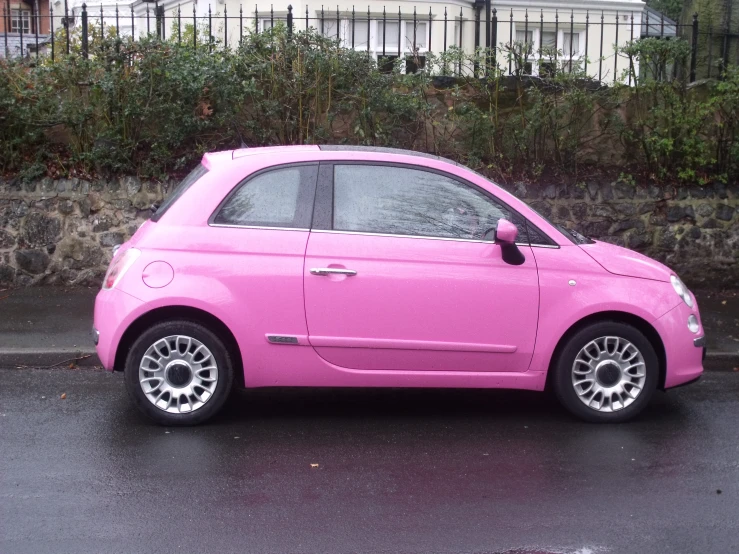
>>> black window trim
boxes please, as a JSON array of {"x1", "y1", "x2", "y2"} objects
[
  {"x1": 313, "y1": 160, "x2": 558, "y2": 248},
  {"x1": 207, "y1": 162, "x2": 319, "y2": 231}
]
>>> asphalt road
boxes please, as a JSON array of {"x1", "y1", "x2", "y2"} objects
[{"x1": 1, "y1": 368, "x2": 737, "y2": 554}]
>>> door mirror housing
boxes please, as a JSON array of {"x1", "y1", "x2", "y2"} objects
[{"x1": 495, "y1": 219, "x2": 518, "y2": 244}]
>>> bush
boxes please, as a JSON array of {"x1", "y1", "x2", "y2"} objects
[{"x1": 0, "y1": 31, "x2": 737, "y2": 185}]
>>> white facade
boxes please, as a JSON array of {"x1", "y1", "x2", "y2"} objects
[{"x1": 62, "y1": 0, "x2": 647, "y2": 82}]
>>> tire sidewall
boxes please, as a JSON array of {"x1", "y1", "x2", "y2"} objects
[
  {"x1": 553, "y1": 321, "x2": 658, "y2": 423},
  {"x1": 124, "y1": 320, "x2": 234, "y2": 426}
]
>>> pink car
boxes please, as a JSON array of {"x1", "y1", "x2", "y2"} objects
[{"x1": 93, "y1": 146, "x2": 704, "y2": 425}]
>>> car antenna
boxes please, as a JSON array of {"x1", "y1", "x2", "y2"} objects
[{"x1": 231, "y1": 121, "x2": 248, "y2": 149}]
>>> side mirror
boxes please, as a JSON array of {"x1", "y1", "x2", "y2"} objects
[{"x1": 495, "y1": 219, "x2": 518, "y2": 244}]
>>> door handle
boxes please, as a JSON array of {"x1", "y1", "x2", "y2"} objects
[{"x1": 310, "y1": 268, "x2": 357, "y2": 276}]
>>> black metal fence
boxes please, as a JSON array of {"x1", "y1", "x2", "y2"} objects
[{"x1": 3, "y1": 2, "x2": 738, "y2": 84}]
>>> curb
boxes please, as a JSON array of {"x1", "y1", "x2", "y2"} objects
[
  {"x1": 703, "y1": 352, "x2": 739, "y2": 371},
  {"x1": 0, "y1": 349, "x2": 735, "y2": 371},
  {"x1": 0, "y1": 348, "x2": 101, "y2": 368}
]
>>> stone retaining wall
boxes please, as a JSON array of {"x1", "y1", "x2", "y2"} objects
[{"x1": 0, "y1": 176, "x2": 737, "y2": 288}]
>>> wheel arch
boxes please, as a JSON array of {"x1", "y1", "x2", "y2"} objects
[
  {"x1": 545, "y1": 311, "x2": 667, "y2": 391},
  {"x1": 113, "y1": 305, "x2": 245, "y2": 388}
]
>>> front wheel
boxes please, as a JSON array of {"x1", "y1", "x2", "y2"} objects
[
  {"x1": 124, "y1": 320, "x2": 234, "y2": 426},
  {"x1": 552, "y1": 321, "x2": 658, "y2": 423}
]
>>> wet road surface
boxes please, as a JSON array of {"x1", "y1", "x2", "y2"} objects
[{"x1": 1, "y1": 368, "x2": 737, "y2": 554}]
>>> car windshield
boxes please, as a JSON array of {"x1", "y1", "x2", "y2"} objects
[
  {"x1": 526, "y1": 204, "x2": 594, "y2": 245},
  {"x1": 465, "y1": 168, "x2": 594, "y2": 245},
  {"x1": 150, "y1": 164, "x2": 209, "y2": 222}
]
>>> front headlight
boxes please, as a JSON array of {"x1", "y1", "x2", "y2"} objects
[{"x1": 670, "y1": 275, "x2": 694, "y2": 308}]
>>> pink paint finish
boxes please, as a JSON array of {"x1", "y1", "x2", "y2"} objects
[
  {"x1": 142, "y1": 261, "x2": 174, "y2": 288},
  {"x1": 495, "y1": 219, "x2": 518, "y2": 243},
  {"x1": 303, "y1": 232, "x2": 538, "y2": 372},
  {"x1": 93, "y1": 146, "x2": 703, "y2": 415},
  {"x1": 579, "y1": 240, "x2": 674, "y2": 282}
]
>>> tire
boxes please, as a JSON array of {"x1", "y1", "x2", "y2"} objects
[
  {"x1": 552, "y1": 321, "x2": 658, "y2": 423},
  {"x1": 124, "y1": 320, "x2": 235, "y2": 426}
]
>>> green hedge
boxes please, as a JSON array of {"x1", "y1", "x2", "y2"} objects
[{"x1": 1, "y1": 30, "x2": 738, "y2": 185}]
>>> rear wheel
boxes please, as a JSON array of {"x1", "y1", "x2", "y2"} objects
[
  {"x1": 124, "y1": 320, "x2": 234, "y2": 426},
  {"x1": 552, "y1": 321, "x2": 658, "y2": 423}
]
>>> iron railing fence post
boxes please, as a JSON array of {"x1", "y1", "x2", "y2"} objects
[
  {"x1": 50, "y1": 5, "x2": 54, "y2": 60},
  {"x1": 474, "y1": 4, "x2": 480, "y2": 77},
  {"x1": 689, "y1": 13, "x2": 698, "y2": 82},
  {"x1": 3, "y1": 4, "x2": 8, "y2": 59},
  {"x1": 507, "y1": 8, "x2": 512, "y2": 75},
  {"x1": 443, "y1": 7, "x2": 447, "y2": 53},
  {"x1": 491, "y1": 8, "x2": 497, "y2": 74},
  {"x1": 598, "y1": 10, "x2": 603, "y2": 82},
  {"x1": 585, "y1": 10, "x2": 590, "y2": 77},
  {"x1": 524, "y1": 9, "x2": 529, "y2": 74},
  {"x1": 613, "y1": 11, "x2": 619, "y2": 84},
  {"x1": 34, "y1": 0, "x2": 39, "y2": 59},
  {"x1": 568, "y1": 9, "x2": 574, "y2": 73},
  {"x1": 458, "y1": 7, "x2": 463, "y2": 76},
  {"x1": 287, "y1": 4, "x2": 292, "y2": 39},
  {"x1": 81, "y1": 3, "x2": 87, "y2": 59}
]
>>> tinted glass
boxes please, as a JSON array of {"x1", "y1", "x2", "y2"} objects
[
  {"x1": 152, "y1": 164, "x2": 209, "y2": 222},
  {"x1": 333, "y1": 165, "x2": 527, "y2": 241},
  {"x1": 214, "y1": 165, "x2": 317, "y2": 228}
]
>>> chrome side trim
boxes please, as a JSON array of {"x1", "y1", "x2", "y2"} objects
[
  {"x1": 310, "y1": 228, "x2": 559, "y2": 248},
  {"x1": 267, "y1": 335, "x2": 300, "y2": 345},
  {"x1": 209, "y1": 223, "x2": 310, "y2": 232}
]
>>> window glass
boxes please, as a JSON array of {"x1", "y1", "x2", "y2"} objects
[
  {"x1": 515, "y1": 30, "x2": 534, "y2": 56},
  {"x1": 563, "y1": 32, "x2": 580, "y2": 55},
  {"x1": 333, "y1": 165, "x2": 527, "y2": 241},
  {"x1": 350, "y1": 20, "x2": 369, "y2": 48},
  {"x1": 404, "y1": 22, "x2": 427, "y2": 49},
  {"x1": 378, "y1": 21, "x2": 400, "y2": 49},
  {"x1": 215, "y1": 166, "x2": 316, "y2": 228},
  {"x1": 11, "y1": 10, "x2": 31, "y2": 32},
  {"x1": 541, "y1": 31, "x2": 557, "y2": 52},
  {"x1": 515, "y1": 30, "x2": 533, "y2": 44},
  {"x1": 321, "y1": 18, "x2": 340, "y2": 39}
]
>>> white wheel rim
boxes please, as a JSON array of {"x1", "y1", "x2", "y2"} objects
[
  {"x1": 571, "y1": 336, "x2": 646, "y2": 413},
  {"x1": 138, "y1": 335, "x2": 219, "y2": 414}
]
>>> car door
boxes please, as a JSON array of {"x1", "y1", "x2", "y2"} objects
[
  {"x1": 303, "y1": 162, "x2": 540, "y2": 373},
  {"x1": 205, "y1": 163, "x2": 318, "y2": 359}
]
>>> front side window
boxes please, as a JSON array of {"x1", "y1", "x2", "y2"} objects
[
  {"x1": 214, "y1": 165, "x2": 317, "y2": 229},
  {"x1": 332, "y1": 165, "x2": 527, "y2": 241}
]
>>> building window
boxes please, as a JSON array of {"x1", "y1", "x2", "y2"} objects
[
  {"x1": 11, "y1": 9, "x2": 31, "y2": 33},
  {"x1": 513, "y1": 28, "x2": 585, "y2": 76}
]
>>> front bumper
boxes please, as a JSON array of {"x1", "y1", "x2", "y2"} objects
[{"x1": 657, "y1": 302, "x2": 705, "y2": 389}]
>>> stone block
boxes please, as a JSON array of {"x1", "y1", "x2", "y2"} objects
[{"x1": 15, "y1": 249, "x2": 50, "y2": 274}]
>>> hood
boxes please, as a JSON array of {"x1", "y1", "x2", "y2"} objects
[{"x1": 578, "y1": 241, "x2": 673, "y2": 282}]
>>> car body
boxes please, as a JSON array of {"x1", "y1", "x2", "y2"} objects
[{"x1": 94, "y1": 145, "x2": 705, "y2": 425}]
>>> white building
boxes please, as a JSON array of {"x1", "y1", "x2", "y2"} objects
[{"x1": 62, "y1": 0, "x2": 654, "y2": 82}]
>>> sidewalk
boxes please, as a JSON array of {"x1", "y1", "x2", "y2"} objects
[{"x1": 0, "y1": 286, "x2": 737, "y2": 370}]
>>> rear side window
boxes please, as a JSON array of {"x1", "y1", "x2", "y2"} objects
[
  {"x1": 151, "y1": 164, "x2": 209, "y2": 222},
  {"x1": 213, "y1": 165, "x2": 318, "y2": 229},
  {"x1": 332, "y1": 164, "x2": 529, "y2": 241}
]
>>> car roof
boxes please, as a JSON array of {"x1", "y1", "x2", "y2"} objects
[{"x1": 203, "y1": 145, "x2": 465, "y2": 169}]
